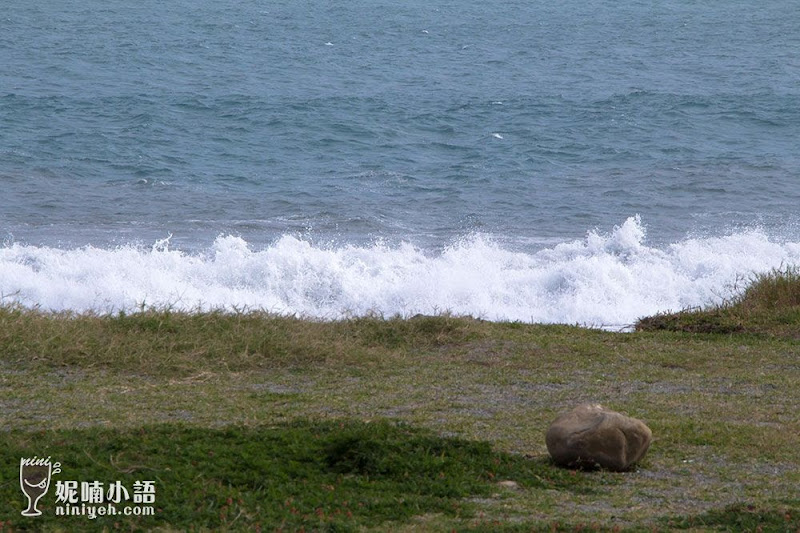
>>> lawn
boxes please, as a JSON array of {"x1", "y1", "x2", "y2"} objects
[{"x1": 1, "y1": 269, "x2": 799, "y2": 531}]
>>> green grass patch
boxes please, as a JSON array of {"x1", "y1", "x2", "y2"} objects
[
  {"x1": 1, "y1": 420, "x2": 593, "y2": 531},
  {"x1": 661, "y1": 501, "x2": 800, "y2": 532}
]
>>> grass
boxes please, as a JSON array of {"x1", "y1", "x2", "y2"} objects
[
  {"x1": 636, "y1": 266, "x2": 800, "y2": 338},
  {"x1": 0, "y1": 421, "x2": 595, "y2": 532},
  {"x1": 661, "y1": 502, "x2": 800, "y2": 532},
  {"x1": 1, "y1": 269, "x2": 800, "y2": 530}
]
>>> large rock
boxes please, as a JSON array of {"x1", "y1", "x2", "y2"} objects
[{"x1": 545, "y1": 404, "x2": 652, "y2": 471}]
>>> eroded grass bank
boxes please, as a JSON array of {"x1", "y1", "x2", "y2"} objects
[{"x1": 1, "y1": 271, "x2": 800, "y2": 530}]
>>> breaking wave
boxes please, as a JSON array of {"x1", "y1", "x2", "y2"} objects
[{"x1": 3, "y1": 216, "x2": 800, "y2": 329}]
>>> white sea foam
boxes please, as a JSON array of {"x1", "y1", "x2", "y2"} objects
[{"x1": 2, "y1": 216, "x2": 800, "y2": 328}]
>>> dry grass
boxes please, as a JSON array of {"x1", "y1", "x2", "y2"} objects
[{"x1": 0, "y1": 307, "x2": 486, "y2": 376}]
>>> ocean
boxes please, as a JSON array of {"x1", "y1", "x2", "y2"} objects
[{"x1": 2, "y1": 0, "x2": 799, "y2": 328}]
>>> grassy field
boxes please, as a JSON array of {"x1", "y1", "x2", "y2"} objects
[{"x1": 1, "y1": 269, "x2": 799, "y2": 531}]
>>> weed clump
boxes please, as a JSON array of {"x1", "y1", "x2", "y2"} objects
[
  {"x1": 735, "y1": 266, "x2": 800, "y2": 311},
  {"x1": 636, "y1": 266, "x2": 800, "y2": 337}
]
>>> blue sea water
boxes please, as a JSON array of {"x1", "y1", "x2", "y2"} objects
[{"x1": 1, "y1": 0, "x2": 799, "y2": 327}]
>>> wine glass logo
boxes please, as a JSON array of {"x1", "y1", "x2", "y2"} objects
[{"x1": 19, "y1": 456, "x2": 61, "y2": 517}]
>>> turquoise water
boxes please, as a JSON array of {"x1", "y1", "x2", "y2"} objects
[{"x1": 1, "y1": 0, "x2": 799, "y2": 325}]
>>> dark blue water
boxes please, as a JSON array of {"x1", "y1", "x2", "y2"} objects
[{"x1": 1, "y1": 0, "x2": 799, "y2": 325}]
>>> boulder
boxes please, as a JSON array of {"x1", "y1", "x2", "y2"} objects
[{"x1": 545, "y1": 403, "x2": 652, "y2": 471}]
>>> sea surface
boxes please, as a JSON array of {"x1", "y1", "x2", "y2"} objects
[{"x1": 2, "y1": 0, "x2": 799, "y2": 328}]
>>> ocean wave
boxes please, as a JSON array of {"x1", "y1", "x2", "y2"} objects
[{"x1": 2, "y1": 216, "x2": 800, "y2": 329}]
